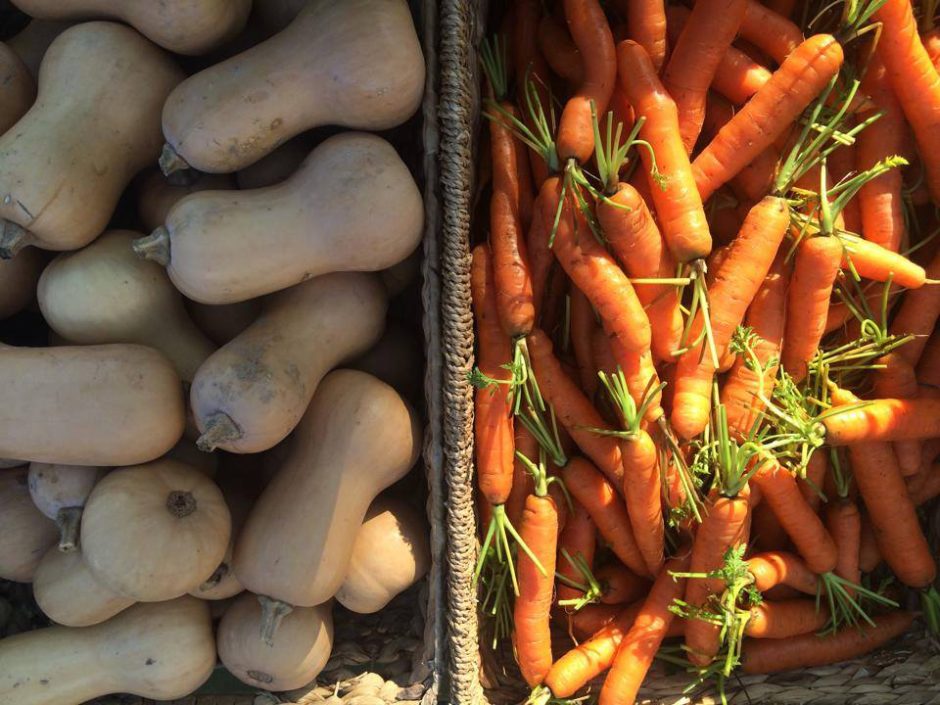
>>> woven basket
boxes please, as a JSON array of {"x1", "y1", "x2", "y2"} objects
[{"x1": 435, "y1": 2, "x2": 940, "y2": 703}]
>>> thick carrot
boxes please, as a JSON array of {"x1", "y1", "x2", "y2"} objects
[
  {"x1": 738, "y1": 0, "x2": 804, "y2": 64},
  {"x1": 781, "y1": 236, "x2": 843, "y2": 381},
  {"x1": 662, "y1": 0, "x2": 748, "y2": 152},
  {"x1": 552, "y1": 193, "x2": 652, "y2": 356},
  {"x1": 823, "y1": 397, "x2": 940, "y2": 444},
  {"x1": 831, "y1": 387, "x2": 936, "y2": 589},
  {"x1": 556, "y1": 498, "x2": 598, "y2": 605},
  {"x1": 570, "y1": 286, "x2": 598, "y2": 396},
  {"x1": 671, "y1": 196, "x2": 789, "y2": 439},
  {"x1": 621, "y1": 429, "x2": 665, "y2": 575},
  {"x1": 557, "y1": 0, "x2": 617, "y2": 163},
  {"x1": 751, "y1": 459, "x2": 838, "y2": 575},
  {"x1": 721, "y1": 254, "x2": 789, "y2": 438},
  {"x1": 599, "y1": 556, "x2": 691, "y2": 705},
  {"x1": 596, "y1": 562, "x2": 652, "y2": 604},
  {"x1": 538, "y1": 13, "x2": 583, "y2": 86},
  {"x1": 597, "y1": 182, "x2": 684, "y2": 363},
  {"x1": 561, "y1": 457, "x2": 649, "y2": 577},
  {"x1": 875, "y1": 0, "x2": 940, "y2": 203},
  {"x1": 692, "y1": 34, "x2": 845, "y2": 202},
  {"x1": 618, "y1": 40, "x2": 713, "y2": 262},
  {"x1": 507, "y1": 425, "x2": 538, "y2": 528},
  {"x1": 514, "y1": 493, "x2": 559, "y2": 686},
  {"x1": 491, "y1": 189, "x2": 535, "y2": 338},
  {"x1": 889, "y1": 249, "x2": 940, "y2": 367},
  {"x1": 745, "y1": 600, "x2": 830, "y2": 638},
  {"x1": 826, "y1": 498, "x2": 861, "y2": 590},
  {"x1": 626, "y1": 0, "x2": 668, "y2": 72},
  {"x1": 798, "y1": 451, "x2": 828, "y2": 512},
  {"x1": 873, "y1": 353, "x2": 923, "y2": 476},
  {"x1": 741, "y1": 611, "x2": 915, "y2": 673},
  {"x1": 747, "y1": 551, "x2": 820, "y2": 595}
]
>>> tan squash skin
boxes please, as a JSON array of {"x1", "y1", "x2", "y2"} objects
[
  {"x1": 27, "y1": 463, "x2": 105, "y2": 552},
  {"x1": 38, "y1": 230, "x2": 215, "y2": 381},
  {"x1": 0, "y1": 344, "x2": 185, "y2": 466},
  {"x1": 234, "y1": 133, "x2": 314, "y2": 189},
  {"x1": 32, "y1": 547, "x2": 134, "y2": 627},
  {"x1": 0, "y1": 22, "x2": 183, "y2": 257},
  {"x1": 0, "y1": 467, "x2": 58, "y2": 582},
  {"x1": 191, "y1": 272, "x2": 387, "y2": 454},
  {"x1": 6, "y1": 20, "x2": 72, "y2": 79},
  {"x1": 188, "y1": 485, "x2": 252, "y2": 601},
  {"x1": 233, "y1": 370, "x2": 421, "y2": 637},
  {"x1": 186, "y1": 299, "x2": 262, "y2": 346},
  {"x1": 135, "y1": 133, "x2": 423, "y2": 304},
  {"x1": 81, "y1": 460, "x2": 231, "y2": 602},
  {"x1": 336, "y1": 496, "x2": 430, "y2": 614},
  {"x1": 10, "y1": 0, "x2": 251, "y2": 55},
  {"x1": 0, "y1": 597, "x2": 215, "y2": 705},
  {"x1": 0, "y1": 42, "x2": 35, "y2": 134},
  {"x1": 0, "y1": 246, "x2": 44, "y2": 319},
  {"x1": 218, "y1": 594, "x2": 333, "y2": 690},
  {"x1": 136, "y1": 168, "x2": 235, "y2": 233},
  {"x1": 160, "y1": 0, "x2": 424, "y2": 174}
]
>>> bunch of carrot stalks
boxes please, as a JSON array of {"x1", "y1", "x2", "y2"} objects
[{"x1": 471, "y1": 0, "x2": 940, "y2": 702}]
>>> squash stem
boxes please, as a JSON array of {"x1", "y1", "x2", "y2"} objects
[
  {"x1": 195, "y1": 412, "x2": 242, "y2": 452},
  {"x1": 55, "y1": 506, "x2": 83, "y2": 553},
  {"x1": 0, "y1": 220, "x2": 30, "y2": 260},
  {"x1": 159, "y1": 143, "x2": 191, "y2": 177},
  {"x1": 257, "y1": 595, "x2": 293, "y2": 646},
  {"x1": 132, "y1": 228, "x2": 171, "y2": 267}
]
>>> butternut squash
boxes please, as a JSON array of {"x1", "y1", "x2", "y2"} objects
[
  {"x1": 32, "y1": 547, "x2": 134, "y2": 627},
  {"x1": 0, "y1": 22, "x2": 183, "y2": 258},
  {"x1": 10, "y1": 0, "x2": 252, "y2": 55},
  {"x1": 38, "y1": 230, "x2": 215, "y2": 381},
  {"x1": 188, "y1": 484, "x2": 252, "y2": 601},
  {"x1": 81, "y1": 459, "x2": 231, "y2": 602},
  {"x1": 0, "y1": 597, "x2": 215, "y2": 705},
  {"x1": 0, "y1": 467, "x2": 57, "y2": 582},
  {"x1": 234, "y1": 133, "x2": 313, "y2": 189},
  {"x1": 234, "y1": 370, "x2": 421, "y2": 640},
  {"x1": 27, "y1": 463, "x2": 105, "y2": 552},
  {"x1": 0, "y1": 42, "x2": 35, "y2": 134},
  {"x1": 336, "y1": 496, "x2": 429, "y2": 614},
  {"x1": 160, "y1": 0, "x2": 424, "y2": 174},
  {"x1": 136, "y1": 168, "x2": 235, "y2": 233},
  {"x1": 6, "y1": 20, "x2": 72, "y2": 79},
  {"x1": 218, "y1": 594, "x2": 333, "y2": 690},
  {"x1": 186, "y1": 299, "x2": 262, "y2": 346},
  {"x1": 192, "y1": 272, "x2": 387, "y2": 453},
  {"x1": 134, "y1": 132, "x2": 423, "y2": 304},
  {"x1": 0, "y1": 246, "x2": 44, "y2": 319},
  {"x1": 0, "y1": 344, "x2": 185, "y2": 466}
]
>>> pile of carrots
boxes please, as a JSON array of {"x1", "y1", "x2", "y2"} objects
[{"x1": 471, "y1": 0, "x2": 940, "y2": 702}]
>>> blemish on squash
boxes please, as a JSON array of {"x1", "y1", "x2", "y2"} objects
[
  {"x1": 145, "y1": 658, "x2": 155, "y2": 666},
  {"x1": 247, "y1": 670, "x2": 274, "y2": 684}
]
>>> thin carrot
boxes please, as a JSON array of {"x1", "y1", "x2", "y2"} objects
[
  {"x1": 620, "y1": 430, "x2": 665, "y2": 576},
  {"x1": 561, "y1": 457, "x2": 649, "y2": 577},
  {"x1": 512, "y1": 0, "x2": 552, "y2": 186},
  {"x1": 747, "y1": 551, "x2": 820, "y2": 595},
  {"x1": 626, "y1": 0, "x2": 668, "y2": 72},
  {"x1": 692, "y1": 34, "x2": 845, "y2": 202},
  {"x1": 569, "y1": 286, "x2": 598, "y2": 396},
  {"x1": 889, "y1": 249, "x2": 940, "y2": 367},
  {"x1": 738, "y1": 0, "x2": 804, "y2": 64},
  {"x1": 538, "y1": 12, "x2": 583, "y2": 86},
  {"x1": 529, "y1": 178, "x2": 562, "y2": 323},
  {"x1": 662, "y1": 0, "x2": 748, "y2": 152},
  {"x1": 556, "y1": 498, "x2": 598, "y2": 606},
  {"x1": 599, "y1": 556, "x2": 691, "y2": 705},
  {"x1": 858, "y1": 516, "x2": 882, "y2": 572},
  {"x1": 917, "y1": 329, "x2": 940, "y2": 388},
  {"x1": 781, "y1": 236, "x2": 843, "y2": 381},
  {"x1": 873, "y1": 353, "x2": 923, "y2": 476},
  {"x1": 618, "y1": 40, "x2": 713, "y2": 262},
  {"x1": 491, "y1": 189, "x2": 535, "y2": 338},
  {"x1": 839, "y1": 235, "x2": 927, "y2": 289},
  {"x1": 507, "y1": 425, "x2": 538, "y2": 529},
  {"x1": 568, "y1": 602, "x2": 627, "y2": 641},
  {"x1": 745, "y1": 599, "x2": 830, "y2": 639},
  {"x1": 557, "y1": 0, "x2": 617, "y2": 163},
  {"x1": 826, "y1": 498, "x2": 861, "y2": 590},
  {"x1": 875, "y1": 0, "x2": 940, "y2": 203},
  {"x1": 741, "y1": 611, "x2": 914, "y2": 673},
  {"x1": 823, "y1": 397, "x2": 940, "y2": 444},
  {"x1": 596, "y1": 562, "x2": 652, "y2": 604}
]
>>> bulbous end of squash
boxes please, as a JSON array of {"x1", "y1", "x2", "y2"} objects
[
  {"x1": 196, "y1": 412, "x2": 242, "y2": 453},
  {"x1": 159, "y1": 143, "x2": 191, "y2": 177},
  {"x1": 132, "y1": 228, "x2": 171, "y2": 267},
  {"x1": 257, "y1": 594, "x2": 293, "y2": 646},
  {"x1": 55, "y1": 506, "x2": 83, "y2": 553},
  {"x1": 0, "y1": 220, "x2": 31, "y2": 260}
]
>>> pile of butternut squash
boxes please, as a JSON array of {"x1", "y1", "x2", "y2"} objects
[{"x1": 0, "y1": 2, "x2": 429, "y2": 702}]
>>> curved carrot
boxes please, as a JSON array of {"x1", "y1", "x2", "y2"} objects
[
  {"x1": 875, "y1": 0, "x2": 940, "y2": 203},
  {"x1": 491, "y1": 189, "x2": 535, "y2": 338},
  {"x1": 873, "y1": 353, "x2": 923, "y2": 476},
  {"x1": 626, "y1": 0, "x2": 668, "y2": 72},
  {"x1": 889, "y1": 249, "x2": 940, "y2": 367},
  {"x1": 599, "y1": 556, "x2": 691, "y2": 705},
  {"x1": 570, "y1": 286, "x2": 598, "y2": 396},
  {"x1": 618, "y1": 40, "x2": 712, "y2": 262},
  {"x1": 823, "y1": 397, "x2": 940, "y2": 444},
  {"x1": 527, "y1": 329, "x2": 624, "y2": 485},
  {"x1": 557, "y1": 0, "x2": 616, "y2": 163},
  {"x1": 738, "y1": 0, "x2": 804, "y2": 64},
  {"x1": 556, "y1": 498, "x2": 598, "y2": 605},
  {"x1": 747, "y1": 551, "x2": 820, "y2": 595},
  {"x1": 507, "y1": 425, "x2": 538, "y2": 529},
  {"x1": 693, "y1": 34, "x2": 845, "y2": 202},
  {"x1": 514, "y1": 492, "x2": 559, "y2": 686},
  {"x1": 826, "y1": 498, "x2": 861, "y2": 590},
  {"x1": 538, "y1": 12, "x2": 583, "y2": 86},
  {"x1": 621, "y1": 429, "x2": 665, "y2": 575},
  {"x1": 671, "y1": 196, "x2": 789, "y2": 439},
  {"x1": 561, "y1": 457, "x2": 649, "y2": 577},
  {"x1": 741, "y1": 611, "x2": 914, "y2": 673},
  {"x1": 745, "y1": 599, "x2": 830, "y2": 639},
  {"x1": 840, "y1": 236, "x2": 927, "y2": 288},
  {"x1": 662, "y1": 0, "x2": 748, "y2": 152},
  {"x1": 782, "y1": 236, "x2": 843, "y2": 381},
  {"x1": 596, "y1": 562, "x2": 652, "y2": 604}
]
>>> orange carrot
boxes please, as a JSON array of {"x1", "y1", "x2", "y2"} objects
[
  {"x1": 556, "y1": 498, "x2": 598, "y2": 605},
  {"x1": 745, "y1": 599, "x2": 830, "y2": 638},
  {"x1": 826, "y1": 498, "x2": 861, "y2": 590},
  {"x1": 621, "y1": 429, "x2": 665, "y2": 575},
  {"x1": 823, "y1": 397, "x2": 940, "y2": 444},
  {"x1": 918, "y1": 330, "x2": 940, "y2": 388},
  {"x1": 926, "y1": 28, "x2": 940, "y2": 68},
  {"x1": 741, "y1": 611, "x2": 914, "y2": 673},
  {"x1": 491, "y1": 189, "x2": 535, "y2": 338},
  {"x1": 596, "y1": 562, "x2": 652, "y2": 604},
  {"x1": 570, "y1": 286, "x2": 598, "y2": 396},
  {"x1": 626, "y1": 0, "x2": 668, "y2": 72},
  {"x1": 568, "y1": 602, "x2": 628, "y2": 641},
  {"x1": 599, "y1": 556, "x2": 691, "y2": 705},
  {"x1": 693, "y1": 34, "x2": 845, "y2": 202},
  {"x1": 840, "y1": 235, "x2": 927, "y2": 289},
  {"x1": 512, "y1": 0, "x2": 552, "y2": 185},
  {"x1": 829, "y1": 141, "x2": 861, "y2": 234},
  {"x1": 751, "y1": 501, "x2": 790, "y2": 552},
  {"x1": 528, "y1": 177, "x2": 563, "y2": 323},
  {"x1": 557, "y1": 0, "x2": 617, "y2": 163},
  {"x1": 561, "y1": 457, "x2": 649, "y2": 577},
  {"x1": 507, "y1": 425, "x2": 539, "y2": 529},
  {"x1": 662, "y1": 0, "x2": 748, "y2": 152},
  {"x1": 909, "y1": 462, "x2": 940, "y2": 505},
  {"x1": 873, "y1": 353, "x2": 923, "y2": 476},
  {"x1": 538, "y1": 12, "x2": 584, "y2": 86},
  {"x1": 747, "y1": 551, "x2": 820, "y2": 595},
  {"x1": 738, "y1": 0, "x2": 804, "y2": 64},
  {"x1": 858, "y1": 516, "x2": 882, "y2": 572},
  {"x1": 781, "y1": 236, "x2": 843, "y2": 381},
  {"x1": 875, "y1": 0, "x2": 940, "y2": 203},
  {"x1": 671, "y1": 196, "x2": 789, "y2": 439},
  {"x1": 889, "y1": 249, "x2": 940, "y2": 367},
  {"x1": 618, "y1": 40, "x2": 713, "y2": 262}
]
